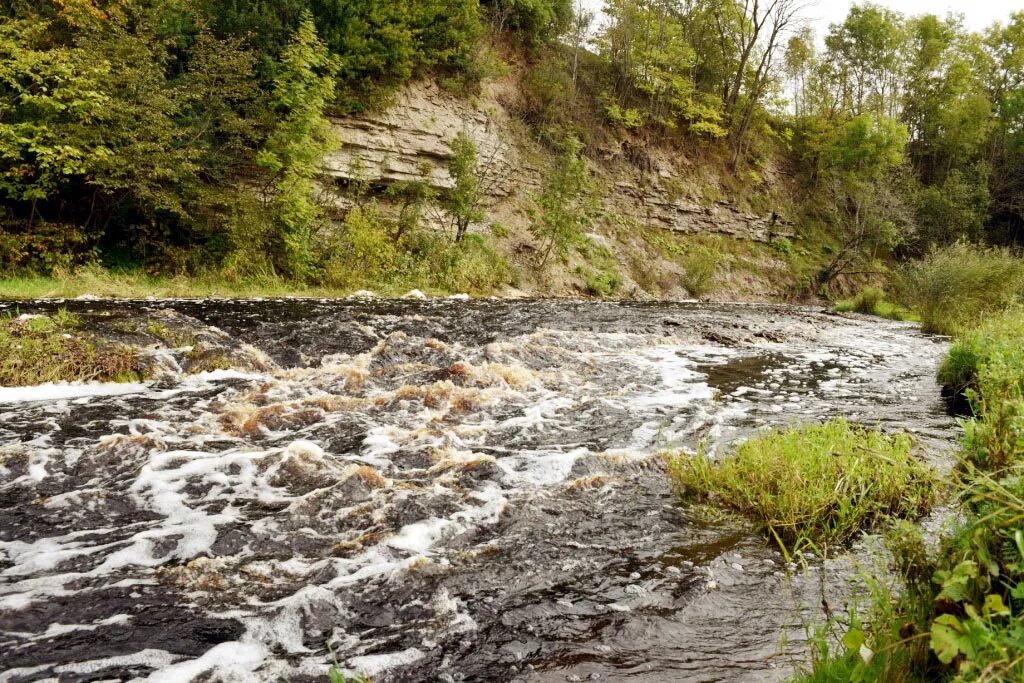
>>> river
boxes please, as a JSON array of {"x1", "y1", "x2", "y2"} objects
[{"x1": 0, "y1": 299, "x2": 956, "y2": 682}]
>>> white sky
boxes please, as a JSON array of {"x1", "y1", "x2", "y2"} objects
[
  {"x1": 578, "y1": 0, "x2": 1022, "y2": 36},
  {"x1": 806, "y1": 0, "x2": 1020, "y2": 35}
]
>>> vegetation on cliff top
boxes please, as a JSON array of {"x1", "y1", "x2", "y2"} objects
[{"x1": 1, "y1": 1, "x2": 1023, "y2": 297}]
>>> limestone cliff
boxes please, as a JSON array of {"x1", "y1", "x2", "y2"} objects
[{"x1": 321, "y1": 81, "x2": 802, "y2": 299}]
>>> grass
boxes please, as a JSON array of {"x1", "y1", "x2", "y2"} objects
[
  {"x1": 0, "y1": 248, "x2": 513, "y2": 300},
  {"x1": 937, "y1": 310, "x2": 1024, "y2": 399},
  {"x1": 899, "y1": 242, "x2": 1024, "y2": 335},
  {"x1": 328, "y1": 666, "x2": 370, "y2": 682},
  {"x1": 0, "y1": 309, "x2": 146, "y2": 385},
  {"x1": 669, "y1": 419, "x2": 937, "y2": 555},
  {"x1": 835, "y1": 287, "x2": 918, "y2": 322}
]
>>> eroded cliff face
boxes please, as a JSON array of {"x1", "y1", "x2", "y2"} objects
[
  {"x1": 322, "y1": 82, "x2": 519, "y2": 196},
  {"x1": 323, "y1": 82, "x2": 792, "y2": 244}
]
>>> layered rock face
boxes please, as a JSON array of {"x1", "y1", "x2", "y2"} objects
[
  {"x1": 323, "y1": 82, "x2": 791, "y2": 243},
  {"x1": 611, "y1": 181, "x2": 795, "y2": 242},
  {"x1": 323, "y1": 82, "x2": 516, "y2": 196}
]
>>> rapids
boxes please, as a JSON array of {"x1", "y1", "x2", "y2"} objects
[{"x1": 0, "y1": 299, "x2": 956, "y2": 682}]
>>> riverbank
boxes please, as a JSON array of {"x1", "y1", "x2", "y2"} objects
[{"x1": 795, "y1": 308, "x2": 1024, "y2": 681}]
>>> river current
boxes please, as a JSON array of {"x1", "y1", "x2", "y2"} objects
[{"x1": 0, "y1": 299, "x2": 956, "y2": 682}]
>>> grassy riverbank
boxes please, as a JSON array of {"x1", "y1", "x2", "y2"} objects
[
  {"x1": 0, "y1": 265, "x2": 460, "y2": 300},
  {"x1": 794, "y1": 308, "x2": 1024, "y2": 682}
]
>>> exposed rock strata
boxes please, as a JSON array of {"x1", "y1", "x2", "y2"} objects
[{"x1": 325, "y1": 82, "x2": 793, "y2": 243}]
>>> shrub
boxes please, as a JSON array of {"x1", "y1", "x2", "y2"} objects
[
  {"x1": 900, "y1": 243, "x2": 1024, "y2": 335},
  {"x1": 576, "y1": 265, "x2": 622, "y2": 296},
  {"x1": 669, "y1": 419, "x2": 937, "y2": 554},
  {"x1": 680, "y1": 247, "x2": 720, "y2": 297},
  {"x1": 937, "y1": 310, "x2": 1024, "y2": 414},
  {"x1": 429, "y1": 233, "x2": 515, "y2": 293}
]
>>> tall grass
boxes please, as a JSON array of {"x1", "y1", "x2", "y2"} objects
[
  {"x1": 835, "y1": 287, "x2": 917, "y2": 322},
  {"x1": 899, "y1": 243, "x2": 1024, "y2": 335},
  {"x1": 669, "y1": 419, "x2": 937, "y2": 555}
]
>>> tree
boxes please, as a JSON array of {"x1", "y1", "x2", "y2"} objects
[
  {"x1": 599, "y1": 0, "x2": 726, "y2": 136},
  {"x1": 816, "y1": 113, "x2": 912, "y2": 285},
  {"x1": 530, "y1": 135, "x2": 594, "y2": 267},
  {"x1": 257, "y1": 12, "x2": 338, "y2": 280},
  {"x1": 444, "y1": 132, "x2": 486, "y2": 244}
]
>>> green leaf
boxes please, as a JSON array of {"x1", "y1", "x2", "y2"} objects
[
  {"x1": 931, "y1": 614, "x2": 969, "y2": 664},
  {"x1": 936, "y1": 560, "x2": 979, "y2": 603},
  {"x1": 842, "y1": 626, "x2": 865, "y2": 652},
  {"x1": 983, "y1": 593, "x2": 1011, "y2": 618}
]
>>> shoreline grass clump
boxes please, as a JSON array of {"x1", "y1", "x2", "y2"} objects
[
  {"x1": 0, "y1": 310, "x2": 146, "y2": 386},
  {"x1": 669, "y1": 419, "x2": 937, "y2": 555},
  {"x1": 835, "y1": 287, "x2": 917, "y2": 322},
  {"x1": 937, "y1": 310, "x2": 1024, "y2": 411},
  {"x1": 900, "y1": 243, "x2": 1024, "y2": 335}
]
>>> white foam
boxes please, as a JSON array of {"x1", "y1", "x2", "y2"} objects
[
  {"x1": 0, "y1": 381, "x2": 148, "y2": 404},
  {"x1": 346, "y1": 647, "x2": 425, "y2": 676},
  {"x1": 146, "y1": 641, "x2": 266, "y2": 683}
]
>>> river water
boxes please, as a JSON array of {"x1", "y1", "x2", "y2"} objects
[{"x1": 0, "y1": 299, "x2": 956, "y2": 682}]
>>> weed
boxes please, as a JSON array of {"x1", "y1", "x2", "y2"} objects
[
  {"x1": 669, "y1": 419, "x2": 937, "y2": 555},
  {"x1": 328, "y1": 665, "x2": 370, "y2": 683}
]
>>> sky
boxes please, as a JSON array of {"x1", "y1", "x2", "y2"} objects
[
  {"x1": 578, "y1": 0, "x2": 1021, "y2": 36},
  {"x1": 806, "y1": 0, "x2": 1019, "y2": 35}
]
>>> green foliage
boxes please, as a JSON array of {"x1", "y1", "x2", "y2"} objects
[
  {"x1": 679, "y1": 246, "x2": 720, "y2": 297},
  {"x1": 599, "y1": 0, "x2": 726, "y2": 136},
  {"x1": 258, "y1": 13, "x2": 339, "y2": 280},
  {"x1": 444, "y1": 132, "x2": 486, "y2": 244},
  {"x1": 900, "y1": 242, "x2": 1024, "y2": 335},
  {"x1": 913, "y1": 167, "x2": 990, "y2": 250},
  {"x1": 322, "y1": 202, "x2": 513, "y2": 294},
  {"x1": 0, "y1": 310, "x2": 145, "y2": 386},
  {"x1": 201, "y1": 0, "x2": 484, "y2": 110},
  {"x1": 484, "y1": 0, "x2": 571, "y2": 46},
  {"x1": 797, "y1": 311, "x2": 1024, "y2": 683},
  {"x1": 313, "y1": 0, "x2": 484, "y2": 109},
  {"x1": 579, "y1": 266, "x2": 622, "y2": 296},
  {"x1": 328, "y1": 665, "x2": 370, "y2": 683},
  {"x1": 938, "y1": 311, "x2": 1024, "y2": 403},
  {"x1": 669, "y1": 419, "x2": 937, "y2": 555},
  {"x1": 530, "y1": 135, "x2": 595, "y2": 268}
]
